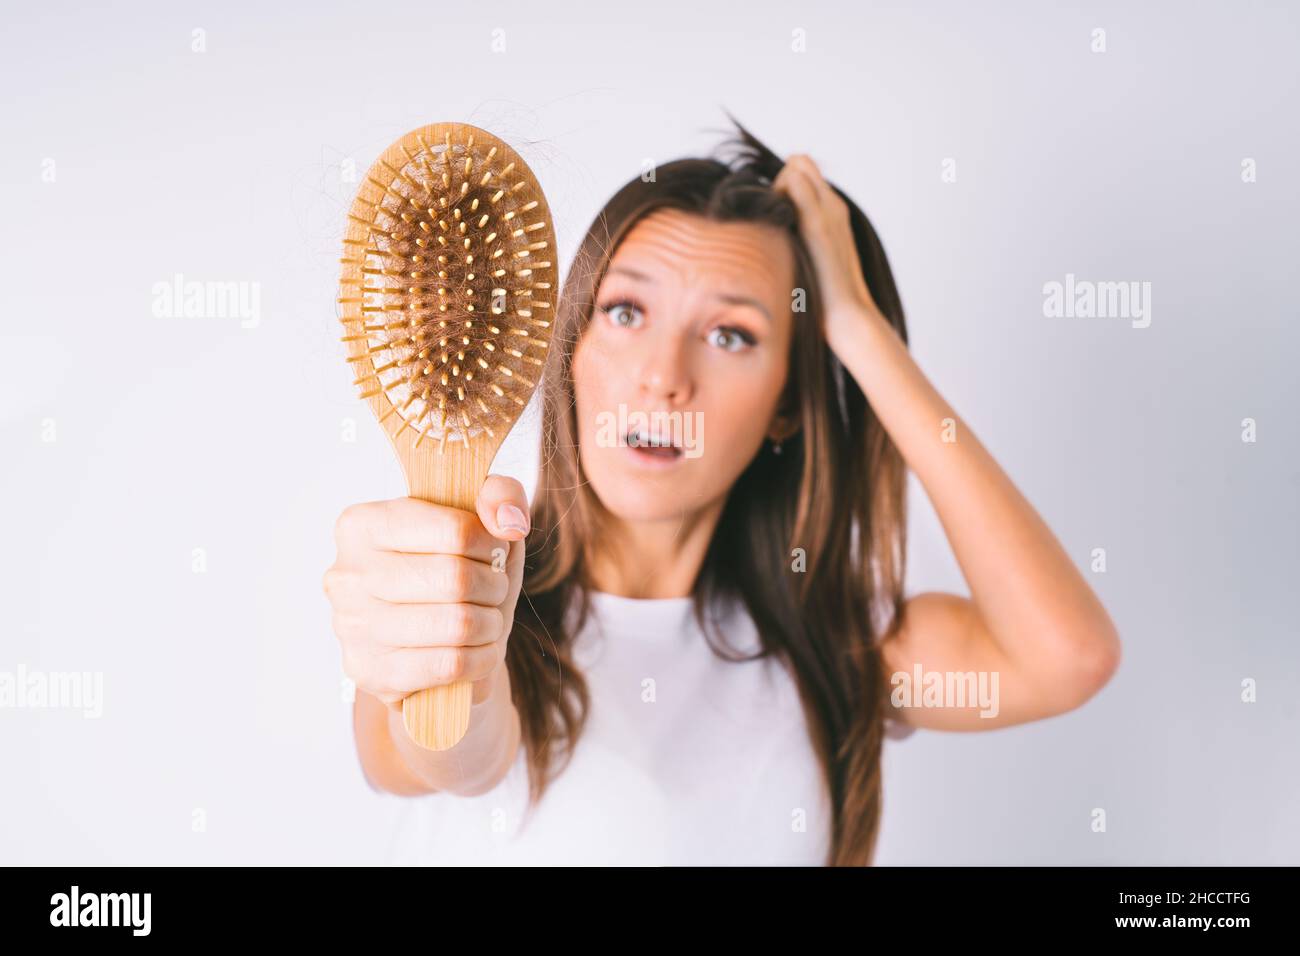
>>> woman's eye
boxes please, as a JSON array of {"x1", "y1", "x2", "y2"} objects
[
  {"x1": 600, "y1": 300, "x2": 643, "y2": 329},
  {"x1": 707, "y1": 326, "x2": 756, "y2": 352}
]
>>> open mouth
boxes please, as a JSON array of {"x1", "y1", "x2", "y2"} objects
[{"x1": 626, "y1": 428, "x2": 684, "y2": 462}]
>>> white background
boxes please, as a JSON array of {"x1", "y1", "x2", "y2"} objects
[{"x1": 1, "y1": 0, "x2": 1296, "y2": 864}]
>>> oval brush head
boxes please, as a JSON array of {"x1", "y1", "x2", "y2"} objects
[{"x1": 338, "y1": 122, "x2": 557, "y2": 751}]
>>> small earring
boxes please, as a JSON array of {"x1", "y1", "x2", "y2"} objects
[{"x1": 771, "y1": 439, "x2": 783, "y2": 455}]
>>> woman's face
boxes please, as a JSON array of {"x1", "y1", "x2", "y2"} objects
[{"x1": 572, "y1": 207, "x2": 797, "y2": 523}]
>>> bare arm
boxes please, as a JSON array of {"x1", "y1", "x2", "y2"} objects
[
  {"x1": 326, "y1": 479, "x2": 532, "y2": 794},
  {"x1": 771, "y1": 152, "x2": 1119, "y2": 733},
  {"x1": 832, "y1": 307, "x2": 1121, "y2": 730},
  {"x1": 354, "y1": 666, "x2": 521, "y2": 797}
]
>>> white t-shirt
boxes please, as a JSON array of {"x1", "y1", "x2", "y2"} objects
[{"x1": 384, "y1": 589, "x2": 914, "y2": 865}]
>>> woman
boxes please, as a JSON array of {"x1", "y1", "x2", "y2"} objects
[{"x1": 322, "y1": 117, "x2": 1121, "y2": 866}]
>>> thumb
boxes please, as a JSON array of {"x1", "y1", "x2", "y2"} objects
[
  {"x1": 475, "y1": 474, "x2": 531, "y2": 542},
  {"x1": 475, "y1": 475, "x2": 530, "y2": 648}
]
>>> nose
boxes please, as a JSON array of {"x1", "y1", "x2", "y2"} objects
[{"x1": 635, "y1": 326, "x2": 693, "y2": 405}]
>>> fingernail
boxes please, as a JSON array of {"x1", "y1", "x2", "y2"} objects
[{"x1": 496, "y1": 503, "x2": 529, "y2": 535}]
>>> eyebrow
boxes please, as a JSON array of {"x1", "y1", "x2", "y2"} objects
[{"x1": 604, "y1": 265, "x2": 773, "y2": 323}]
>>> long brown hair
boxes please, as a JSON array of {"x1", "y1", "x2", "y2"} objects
[{"x1": 505, "y1": 114, "x2": 910, "y2": 865}]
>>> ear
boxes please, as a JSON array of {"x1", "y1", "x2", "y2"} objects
[
  {"x1": 766, "y1": 413, "x2": 801, "y2": 443},
  {"x1": 767, "y1": 377, "x2": 802, "y2": 443}
]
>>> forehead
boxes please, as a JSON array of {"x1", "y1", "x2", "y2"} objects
[{"x1": 605, "y1": 207, "x2": 794, "y2": 300}]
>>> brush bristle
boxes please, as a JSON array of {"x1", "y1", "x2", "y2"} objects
[{"x1": 339, "y1": 126, "x2": 556, "y2": 447}]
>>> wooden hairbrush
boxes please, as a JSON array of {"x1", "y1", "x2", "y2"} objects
[{"x1": 337, "y1": 122, "x2": 557, "y2": 751}]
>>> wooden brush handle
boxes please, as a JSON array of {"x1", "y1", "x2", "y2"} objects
[
  {"x1": 338, "y1": 122, "x2": 555, "y2": 753},
  {"x1": 400, "y1": 438, "x2": 496, "y2": 751}
]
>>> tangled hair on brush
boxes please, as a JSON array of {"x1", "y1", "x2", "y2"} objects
[
  {"x1": 341, "y1": 126, "x2": 557, "y2": 446},
  {"x1": 505, "y1": 110, "x2": 910, "y2": 866}
]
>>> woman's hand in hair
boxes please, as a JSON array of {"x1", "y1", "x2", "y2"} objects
[
  {"x1": 773, "y1": 153, "x2": 885, "y2": 335},
  {"x1": 322, "y1": 477, "x2": 530, "y2": 714}
]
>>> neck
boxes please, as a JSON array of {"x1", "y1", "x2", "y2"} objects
[{"x1": 585, "y1": 500, "x2": 724, "y2": 599}]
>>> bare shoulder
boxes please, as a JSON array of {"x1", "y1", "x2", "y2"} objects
[{"x1": 877, "y1": 591, "x2": 1118, "y2": 732}]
